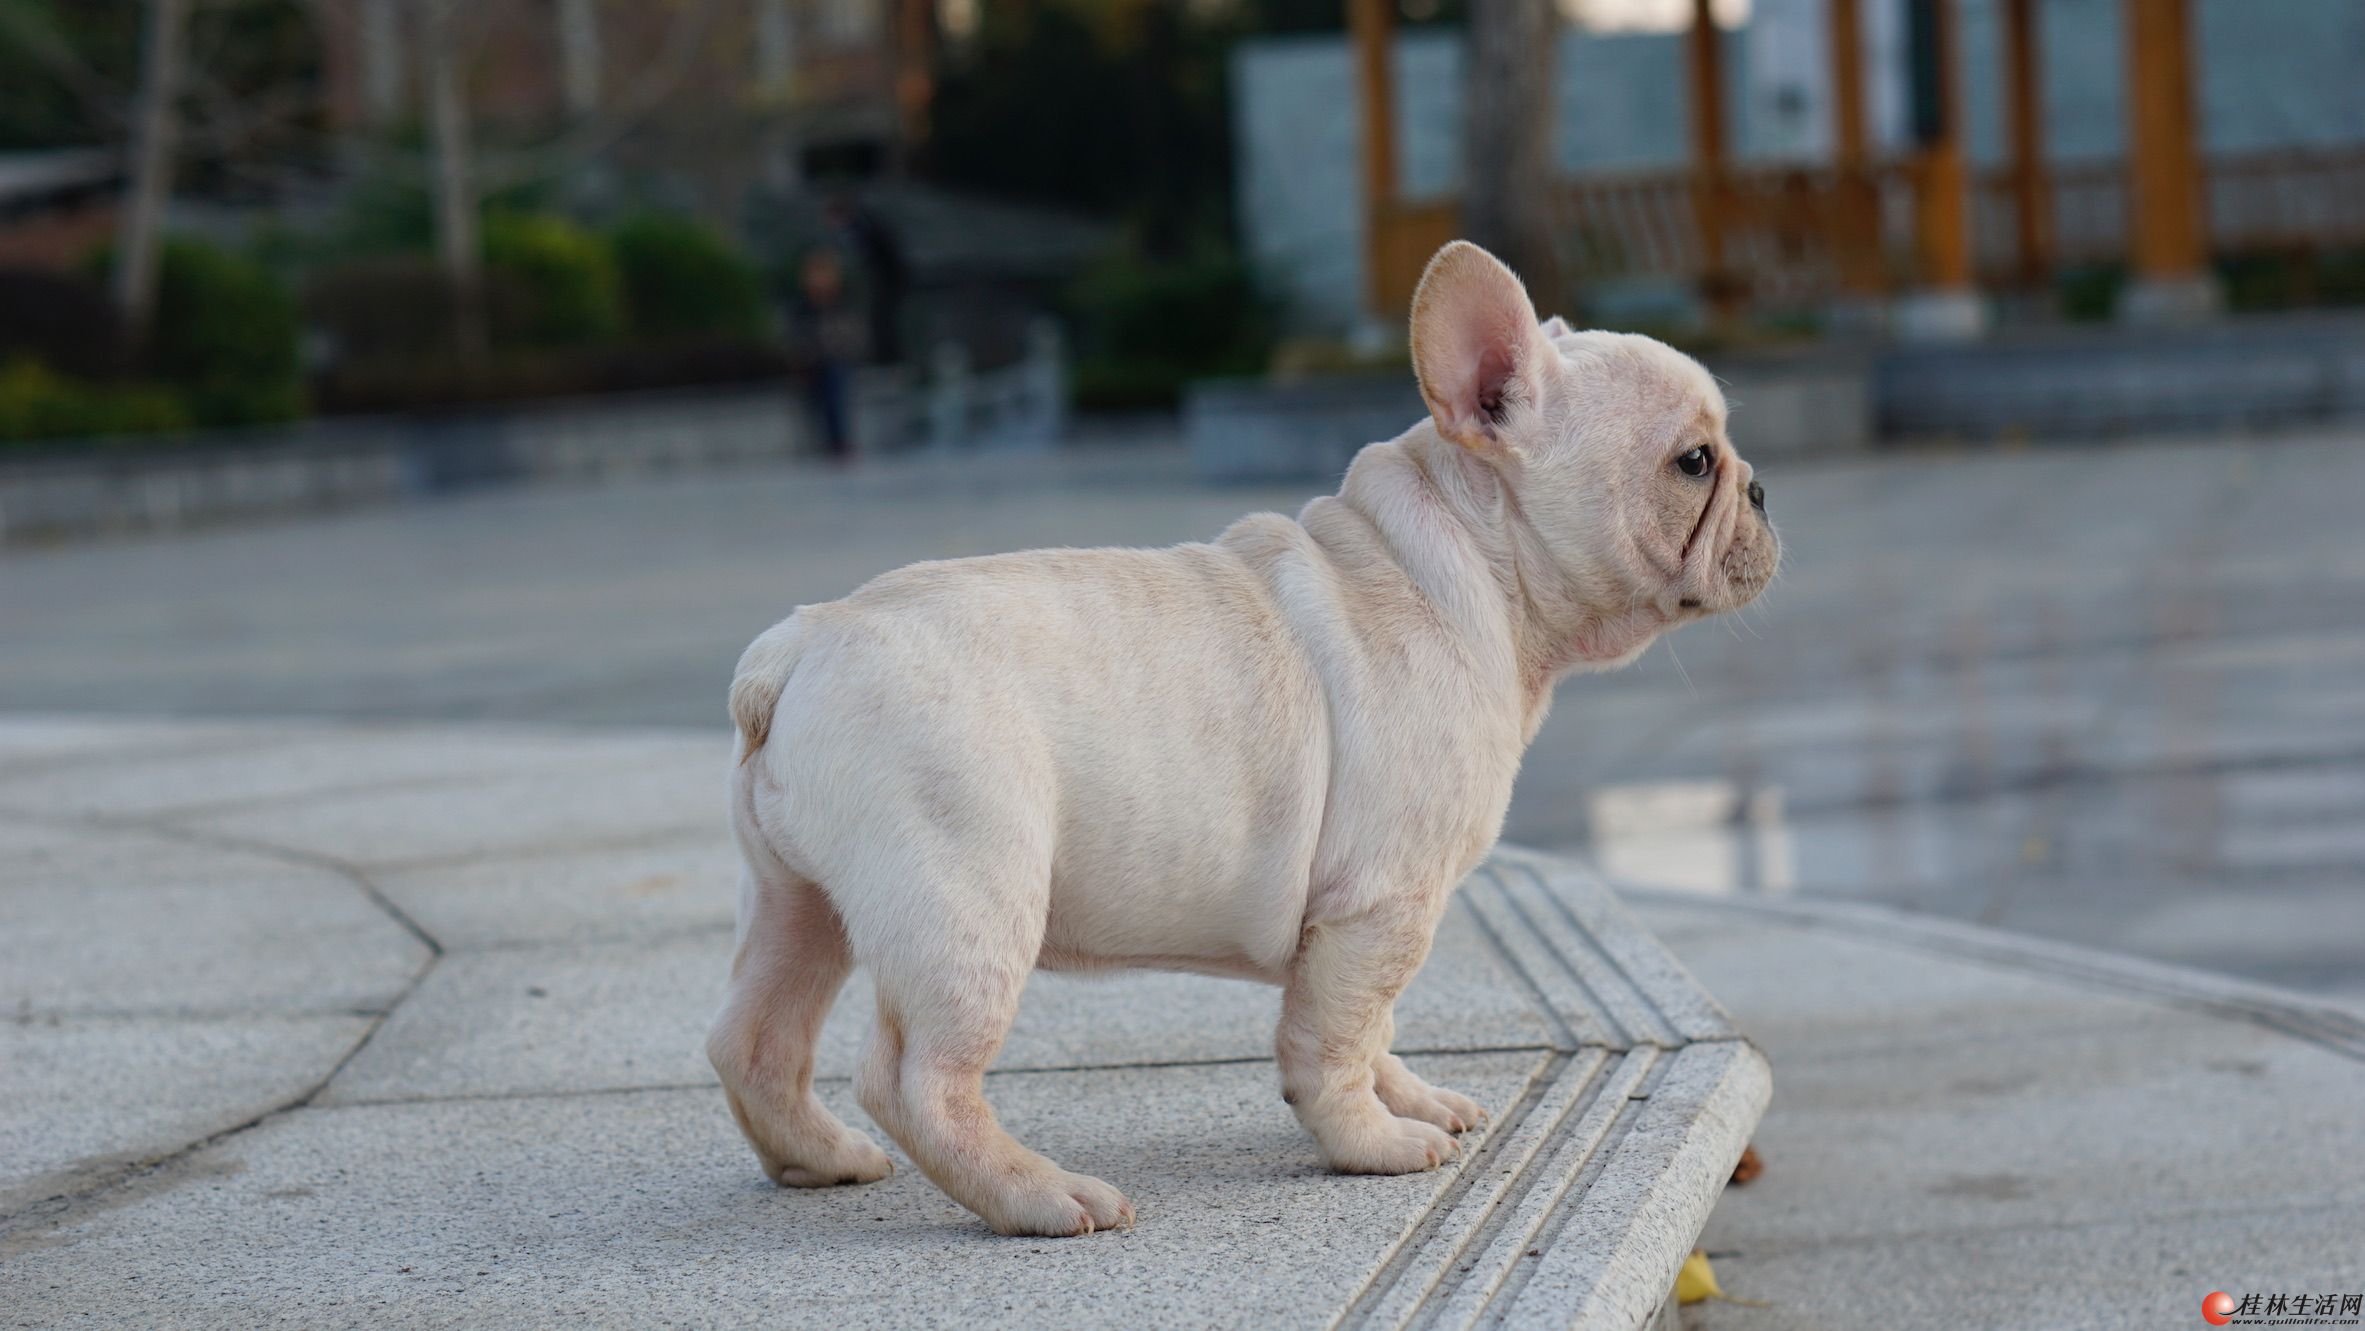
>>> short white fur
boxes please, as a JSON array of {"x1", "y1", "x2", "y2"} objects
[{"x1": 708, "y1": 241, "x2": 1780, "y2": 1236}]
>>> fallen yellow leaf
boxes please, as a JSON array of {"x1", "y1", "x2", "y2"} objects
[
  {"x1": 1675, "y1": 1248, "x2": 1771, "y2": 1309},
  {"x1": 1675, "y1": 1249, "x2": 1722, "y2": 1305}
]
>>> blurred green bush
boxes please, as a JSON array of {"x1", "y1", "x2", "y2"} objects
[
  {"x1": 302, "y1": 254, "x2": 470, "y2": 364},
  {"x1": 2056, "y1": 262, "x2": 2126, "y2": 323},
  {"x1": 149, "y1": 237, "x2": 305, "y2": 427},
  {"x1": 0, "y1": 358, "x2": 188, "y2": 444},
  {"x1": 1067, "y1": 244, "x2": 1274, "y2": 410},
  {"x1": 481, "y1": 212, "x2": 624, "y2": 347},
  {"x1": 0, "y1": 269, "x2": 128, "y2": 381},
  {"x1": 2219, "y1": 248, "x2": 2365, "y2": 312},
  {"x1": 298, "y1": 214, "x2": 784, "y2": 414},
  {"x1": 609, "y1": 214, "x2": 769, "y2": 340}
]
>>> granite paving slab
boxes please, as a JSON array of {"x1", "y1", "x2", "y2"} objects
[
  {"x1": 1, "y1": 1057, "x2": 1540, "y2": 1329},
  {"x1": 0, "y1": 818, "x2": 425, "y2": 1016},
  {"x1": 0, "y1": 718, "x2": 1767, "y2": 1330},
  {"x1": 0, "y1": 1011, "x2": 376, "y2": 1213},
  {"x1": 1627, "y1": 890, "x2": 2365, "y2": 1330}
]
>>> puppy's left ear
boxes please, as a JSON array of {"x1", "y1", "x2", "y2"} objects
[
  {"x1": 1540, "y1": 314, "x2": 1574, "y2": 338},
  {"x1": 1410, "y1": 241, "x2": 1549, "y2": 453}
]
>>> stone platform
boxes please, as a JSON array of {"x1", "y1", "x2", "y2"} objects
[{"x1": 0, "y1": 718, "x2": 1763, "y2": 1330}]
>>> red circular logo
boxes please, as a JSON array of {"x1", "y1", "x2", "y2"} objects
[{"x1": 2203, "y1": 1291, "x2": 2236, "y2": 1325}]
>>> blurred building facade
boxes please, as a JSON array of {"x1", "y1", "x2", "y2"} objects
[{"x1": 308, "y1": 0, "x2": 931, "y2": 222}]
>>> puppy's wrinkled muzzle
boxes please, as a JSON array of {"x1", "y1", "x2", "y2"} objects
[
  {"x1": 1718, "y1": 510, "x2": 1779, "y2": 610},
  {"x1": 1673, "y1": 467, "x2": 1775, "y2": 617}
]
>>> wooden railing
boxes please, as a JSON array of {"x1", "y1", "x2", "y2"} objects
[{"x1": 1369, "y1": 145, "x2": 2365, "y2": 315}]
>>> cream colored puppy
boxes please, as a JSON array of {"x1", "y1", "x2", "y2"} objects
[{"x1": 709, "y1": 241, "x2": 1778, "y2": 1237}]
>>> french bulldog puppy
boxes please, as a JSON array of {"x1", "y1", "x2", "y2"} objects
[{"x1": 710, "y1": 241, "x2": 1778, "y2": 1236}]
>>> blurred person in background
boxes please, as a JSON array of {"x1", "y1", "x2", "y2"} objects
[
  {"x1": 823, "y1": 192, "x2": 908, "y2": 368},
  {"x1": 788, "y1": 246, "x2": 866, "y2": 463}
]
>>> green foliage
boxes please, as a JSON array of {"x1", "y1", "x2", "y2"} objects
[
  {"x1": 149, "y1": 236, "x2": 304, "y2": 427},
  {"x1": 1233, "y1": 0, "x2": 1468, "y2": 34},
  {"x1": 2056, "y1": 262, "x2": 2126, "y2": 323},
  {"x1": 2322, "y1": 250, "x2": 2365, "y2": 307},
  {"x1": 0, "y1": 357, "x2": 187, "y2": 443},
  {"x1": 320, "y1": 174, "x2": 440, "y2": 260},
  {"x1": 481, "y1": 212, "x2": 624, "y2": 348},
  {"x1": 609, "y1": 214, "x2": 768, "y2": 340},
  {"x1": 929, "y1": 1, "x2": 1235, "y2": 250},
  {"x1": 0, "y1": 0, "x2": 139, "y2": 150},
  {"x1": 0, "y1": 0, "x2": 320, "y2": 163},
  {"x1": 2218, "y1": 248, "x2": 2365, "y2": 312},
  {"x1": 0, "y1": 268, "x2": 126, "y2": 379},
  {"x1": 926, "y1": 0, "x2": 1462, "y2": 255},
  {"x1": 301, "y1": 253, "x2": 466, "y2": 364},
  {"x1": 1068, "y1": 244, "x2": 1275, "y2": 410}
]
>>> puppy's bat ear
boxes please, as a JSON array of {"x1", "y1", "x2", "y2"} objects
[
  {"x1": 1410, "y1": 241, "x2": 1547, "y2": 453},
  {"x1": 1540, "y1": 314, "x2": 1574, "y2": 338}
]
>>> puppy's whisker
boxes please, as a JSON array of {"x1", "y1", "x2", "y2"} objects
[{"x1": 1664, "y1": 640, "x2": 1698, "y2": 700}]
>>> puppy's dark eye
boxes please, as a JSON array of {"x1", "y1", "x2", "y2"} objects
[{"x1": 1676, "y1": 445, "x2": 1713, "y2": 477}]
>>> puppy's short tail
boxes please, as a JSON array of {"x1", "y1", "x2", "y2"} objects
[{"x1": 729, "y1": 615, "x2": 806, "y2": 758}]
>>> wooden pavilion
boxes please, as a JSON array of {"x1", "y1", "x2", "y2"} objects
[{"x1": 1348, "y1": 0, "x2": 2355, "y2": 331}]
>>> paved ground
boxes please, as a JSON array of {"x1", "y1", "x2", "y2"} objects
[
  {"x1": 3, "y1": 432, "x2": 2363, "y2": 1002},
  {"x1": 2, "y1": 719, "x2": 2357, "y2": 1329}
]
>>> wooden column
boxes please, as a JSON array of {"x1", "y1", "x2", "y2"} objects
[
  {"x1": 1830, "y1": 0, "x2": 1867, "y2": 165},
  {"x1": 1686, "y1": 0, "x2": 1734, "y2": 315},
  {"x1": 1827, "y1": 0, "x2": 1883, "y2": 293},
  {"x1": 1909, "y1": 0, "x2": 1971, "y2": 292},
  {"x1": 2002, "y1": 0, "x2": 2051, "y2": 287},
  {"x1": 1349, "y1": 0, "x2": 1399, "y2": 320},
  {"x1": 2125, "y1": 0, "x2": 2206, "y2": 283},
  {"x1": 894, "y1": 0, "x2": 936, "y2": 161}
]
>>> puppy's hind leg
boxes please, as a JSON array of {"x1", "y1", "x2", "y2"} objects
[
  {"x1": 707, "y1": 868, "x2": 893, "y2": 1187},
  {"x1": 849, "y1": 871, "x2": 1132, "y2": 1238}
]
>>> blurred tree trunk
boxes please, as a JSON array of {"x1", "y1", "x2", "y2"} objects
[
  {"x1": 359, "y1": 0, "x2": 407, "y2": 124},
  {"x1": 115, "y1": 0, "x2": 189, "y2": 349},
  {"x1": 1462, "y1": 0, "x2": 1561, "y2": 305},
  {"x1": 556, "y1": 0, "x2": 602, "y2": 117},
  {"x1": 420, "y1": 0, "x2": 486, "y2": 359}
]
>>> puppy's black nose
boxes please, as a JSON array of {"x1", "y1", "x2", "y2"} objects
[{"x1": 1747, "y1": 480, "x2": 1766, "y2": 512}]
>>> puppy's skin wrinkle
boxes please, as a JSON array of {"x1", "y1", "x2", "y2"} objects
[{"x1": 710, "y1": 240, "x2": 1777, "y2": 1237}]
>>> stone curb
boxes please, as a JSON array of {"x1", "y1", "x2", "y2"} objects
[{"x1": 1611, "y1": 885, "x2": 2365, "y2": 1064}]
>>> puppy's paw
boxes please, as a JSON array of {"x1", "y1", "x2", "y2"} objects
[
  {"x1": 1321, "y1": 1112, "x2": 1460, "y2": 1176},
  {"x1": 764, "y1": 1128, "x2": 895, "y2": 1188},
  {"x1": 982, "y1": 1169, "x2": 1135, "y2": 1238},
  {"x1": 1375, "y1": 1061, "x2": 1488, "y2": 1135}
]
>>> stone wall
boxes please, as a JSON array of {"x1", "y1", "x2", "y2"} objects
[
  {"x1": 1877, "y1": 315, "x2": 2365, "y2": 441},
  {"x1": 0, "y1": 326, "x2": 1070, "y2": 543},
  {"x1": 0, "y1": 386, "x2": 806, "y2": 544}
]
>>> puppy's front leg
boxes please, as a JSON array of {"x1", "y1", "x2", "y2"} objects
[
  {"x1": 1372, "y1": 1011, "x2": 1487, "y2": 1134},
  {"x1": 1277, "y1": 905, "x2": 1464, "y2": 1174}
]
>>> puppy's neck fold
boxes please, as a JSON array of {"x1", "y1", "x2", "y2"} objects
[{"x1": 1323, "y1": 428, "x2": 1643, "y2": 720}]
